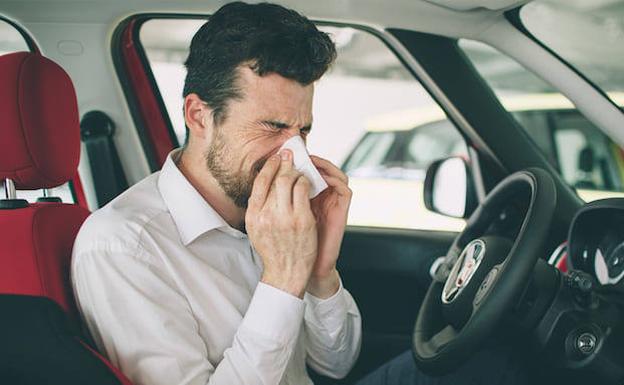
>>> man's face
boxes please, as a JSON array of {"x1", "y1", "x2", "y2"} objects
[{"x1": 204, "y1": 66, "x2": 314, "y2": 208}]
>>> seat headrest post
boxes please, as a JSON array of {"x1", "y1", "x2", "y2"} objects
[
  {"x1": 37, "y1": 188, "x2": 62, "y2": 203},
  {"x1": 1, "y1": 178, "x2": 28, "y2": 209},
  {"x1": 4, "y1": 178, "x2": 16, "y2": 200}
]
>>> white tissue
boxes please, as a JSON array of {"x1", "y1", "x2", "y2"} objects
[{"x1": 279, "y1": 136, "x2": 328, "y2": 198}]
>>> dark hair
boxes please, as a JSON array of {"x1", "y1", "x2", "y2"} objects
[{"x1": 182, "y1": 2, "x2": 337, "y2": 145}]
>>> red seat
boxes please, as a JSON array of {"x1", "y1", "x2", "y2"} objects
[{"x1": 0, "y1": 51, "x2": 133, "y2": 385}]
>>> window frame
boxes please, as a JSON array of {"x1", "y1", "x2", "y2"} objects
[{"x1": 111, "y1": 15, "x2": 180, "y2": 171}]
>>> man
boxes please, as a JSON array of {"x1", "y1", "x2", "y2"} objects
[
  {"x1": 72, "y1": 2, "x2": 532, "y2": 385},
  {"x1": 72, "y1": 3, "x2": 360, "y2": 385}
]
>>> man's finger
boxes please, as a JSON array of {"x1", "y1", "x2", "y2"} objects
[
  {"x1": 320, "y1": 175, "x2": 352, "y2": 198},
  {"x1": 277, "y1": 149, "x2": 294, "y2": 175},
  {"x1": 273, "y1": 150, "x2": 297, "y2": 212},
  {"x1": 248, "y1": 154, "x2": 281, "y2": 210},
  {"x1": 293, "y1": 174, "x2": 312, "y2": 212},
  {"x1": 310, "y1": 155, "x2": 348, "y2": 184},
  {"x1": 274, "y1": 170, "x2": 301, "y2": 212}
]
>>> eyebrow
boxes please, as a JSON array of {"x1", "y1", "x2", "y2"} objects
[{"x1": 263, "y1": 120, "x2": 312, "y2": 133}]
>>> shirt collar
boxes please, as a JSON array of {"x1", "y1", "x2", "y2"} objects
[{"x1": 158, "y1": 150, "x2": 245, "y2": 245}]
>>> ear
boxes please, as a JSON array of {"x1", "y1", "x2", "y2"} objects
[{"x1": 184, "y1": 93, "x2": 214, "y2": 144}]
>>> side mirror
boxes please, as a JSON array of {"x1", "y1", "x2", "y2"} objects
[{"x1": 423, "y1": 157, "x2": 477, "y2": 219}]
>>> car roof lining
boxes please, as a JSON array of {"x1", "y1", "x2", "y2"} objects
[
  {"x1": 1, "y1": 0, "x2": 507, "y2": 39},
  {"x1": 423, "y1": 0, "x2": 530, "y2": 12}
]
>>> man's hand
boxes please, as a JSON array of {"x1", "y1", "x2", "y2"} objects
[
  {"x1": 246, "y1": 150, "x2": 318, "y2": 299},
  {"x1": 307, "y1": 156, "x2": 352, "y2": 299}
]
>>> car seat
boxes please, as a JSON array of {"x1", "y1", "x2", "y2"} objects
[{"x1": 0, "y1": 51, "x2": 133, "y2": 385}]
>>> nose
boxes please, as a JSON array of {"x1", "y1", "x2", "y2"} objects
[
  {"x1": 286, "y1": 126, "x2": 303, "y2": 139},
  {"x1": 275, "y1": 130, "x2": 304, "y2": 156},
  {"x1": 278, "y1": 127, "x2": 303, "y2": 146}
]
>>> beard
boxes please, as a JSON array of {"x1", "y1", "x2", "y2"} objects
[{"x1": 204, "y1": 128, "x2": 268, "y2": 209}]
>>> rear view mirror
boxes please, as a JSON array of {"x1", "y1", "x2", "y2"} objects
[{"x1": 423, "y1": 157, "x2": 477, "y2": 219}]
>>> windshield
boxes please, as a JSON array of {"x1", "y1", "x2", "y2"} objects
[
  {"x1": 461, "y1": 37, "x2": 624, "y2": 201},
  {"x1": 520, "y1": 0, "x2": 624, "y2": 104}
]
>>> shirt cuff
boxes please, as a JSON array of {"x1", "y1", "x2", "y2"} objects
[
  {"x1": 304, "y1": 279, "x2": 355, "y2": 334},
  {"x1": 240, "y1": 282, "x2": 305, "y2": 344},
  {"x1": 304, "y1": 277, "x2": 344, "y2": 306}
]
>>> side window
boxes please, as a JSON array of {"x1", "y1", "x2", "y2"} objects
[
  {"x1": 0, "y1": 18, "x2": 75, "y2": 203},
  {"x1": 342, "y1": 132, "x2": 398, "y2": 176},
  {"x1": 404, "y1": 121, "x2": 466, "y2": 172},
  {"x1": 460, "y1": 39, "x2": 624, "y2": 202},
  {"x1": 139, "y1": 19, "x2": 466, "y2": 231}
]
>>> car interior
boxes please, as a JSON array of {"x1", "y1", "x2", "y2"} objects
[{"x1": 1, "y1": 0, "x2": 624, "y2": 384}]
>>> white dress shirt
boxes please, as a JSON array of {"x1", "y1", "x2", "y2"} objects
[{"x1": 71, "y1": 151, "x2": 362, "y2": 385}]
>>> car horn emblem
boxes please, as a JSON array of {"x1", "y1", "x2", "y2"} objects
[{"x1": 442, "y1": 239, "x2": 486, "y2": 303}]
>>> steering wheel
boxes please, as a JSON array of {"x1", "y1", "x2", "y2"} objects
[{"x1": 412, "y1": 168, "x2": 557, "y2": 374}]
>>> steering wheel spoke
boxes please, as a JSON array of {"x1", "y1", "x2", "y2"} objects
[
  {"x1": 472, "y1": 264, "x2": 503, "y2": 308},
  {"x1": 429, "y1": 325, "x2": 458, "y2": 352}
]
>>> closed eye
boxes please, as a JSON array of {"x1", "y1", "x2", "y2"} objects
[
  {"x1": 264, "y1": 121, "x2": 289, "y2": 130},
  {"x1": 262, "y1": 120, "x2": 312, "y2": 136}
]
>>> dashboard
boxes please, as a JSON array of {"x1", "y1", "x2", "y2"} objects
[{"x1": 567, "y1": 199, "x2": 624, "y2": 290}]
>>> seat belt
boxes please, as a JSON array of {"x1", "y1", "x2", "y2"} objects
[{"x1": 80, "y1": 111, "x2": 129, "y2": 207}]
